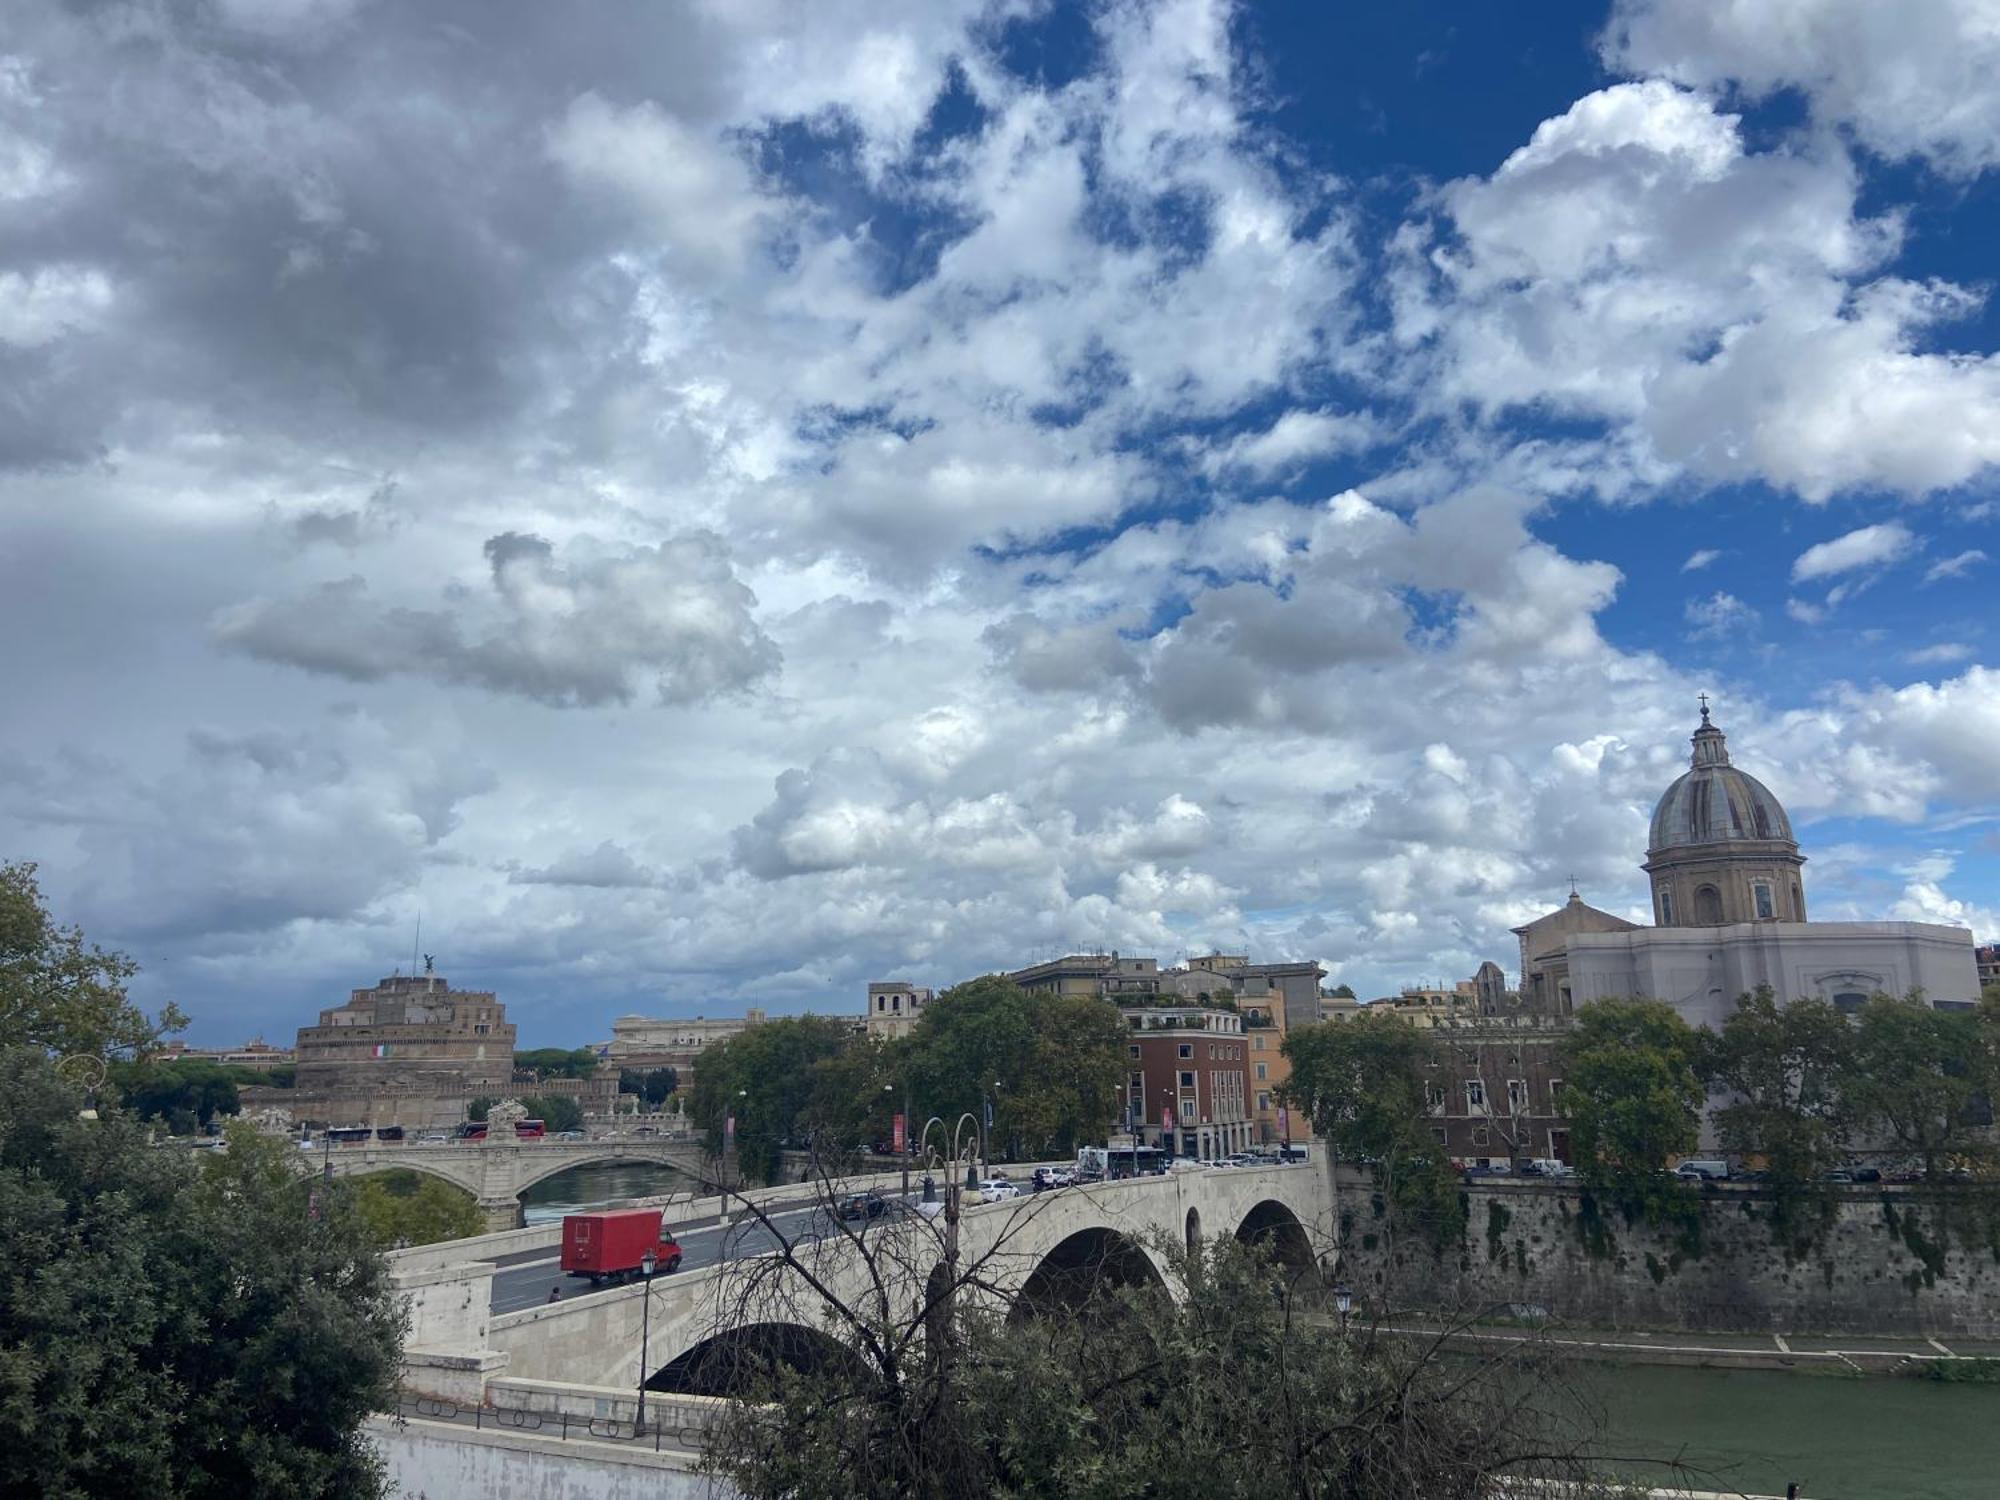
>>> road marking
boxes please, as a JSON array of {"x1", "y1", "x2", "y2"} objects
[{"x1": 1928, "y1": 1336, "x2": 1951, "y2": 1355}]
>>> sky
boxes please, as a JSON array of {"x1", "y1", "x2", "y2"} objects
[{"x1": 4, "y1": 0, "x2": 1999, "y2": 1048}]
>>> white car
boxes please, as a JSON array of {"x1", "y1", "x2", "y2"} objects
[{"x1": 978, "y1": 1178, "x2": 1021, "y2": 1201}]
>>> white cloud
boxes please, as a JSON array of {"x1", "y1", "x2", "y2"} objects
[
  {"x1": 1924, "y1": 548, "x2": 1988, "y2": 584},
  {"x1": 1791, "y1": 522, "x2": 1918, "y2": 582},
  {"x1": 1905, "y1": 642, "x2": 1975, "y2": 666},
  {"x1": 1681, "y1": 548, "x2": 1721, "y2": 572},
  {"x1": 1606, "y1": 0, "x2": 2000, "y2": 178},
  {"x1": 1684, "y1": 590, "x2": 1757, "y2": 640}
]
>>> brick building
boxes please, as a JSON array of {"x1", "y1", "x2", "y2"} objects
[
  {"x1": 1114, "y1": 1003, "x2": 1254, "y2": 1159},
  {"x1": 1424, "y1": 1022, "x2": 1572, "y2": 1168}
]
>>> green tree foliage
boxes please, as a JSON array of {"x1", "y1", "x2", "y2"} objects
[
  {"x1": 1325, "y1": 982, "x2": 1357, "y2": 999},
  {"x1": 1558, "y1": 1000, "x2": 1702, "y2": 1229},
  {"x1": 0, "y1": 1050, "x2": 402, "y2": 1498},
  {"x1": 518, "y1": 1093, "x2": 584, "y2": 1134},
  {"x1": 619, "y1": 1065, "x2": 679, "y2": 1105},
  {"x1": 110, "y1": 1058, "x2": 259, "y2": 1135},
  {"x1": 351, "y1": 1169, "x2": 483, "y2": 1249},
  {"x1": 902, "y1": 977, "x2": 1123, "y2": 1160},
  {"x1": 1844, "y1": 992, "x2": 1999, "y2": 1182},
  {"x1": 262, "y1": 1063, "x2": 297, "y2": 1088},
  {"x1": 1280, "y1": 1014, "x2": 1463, "y2": 1247},
  {"x1": 0, "y1": 861, "x2": 184, "y2": 1060},
  {"x1": 691, "y1": 1016, "x2": 858, "y2": 1182},
  {"x1": 467, "y1": 1095, "x2": 495, "y2": 1122},
  {"x1": 1696, "y1": 987, "x2": 1852, "y2": 1252},
  {"x1": 705, "y1": 1232, "x2": 1623, "y2": 1500},
  {"x1": 514, "y1": 1046, "x2": 599, "y2": 1080}
]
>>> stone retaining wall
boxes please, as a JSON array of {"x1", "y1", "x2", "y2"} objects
[{"x1": 1339, "y1": 1180, "x2": 2000, "y2": 1337}]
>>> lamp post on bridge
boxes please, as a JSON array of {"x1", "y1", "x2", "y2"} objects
[{"x1": 636, "y1": 1247, "x2": 657, "y2": 1434}]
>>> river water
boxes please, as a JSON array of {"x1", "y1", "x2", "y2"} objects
[
  {"x1": 518, "y1": 1161, "x2": 697, "y2": 1224},
  {"x1": 1584, "y1": 1363, "x2": 2000, "y2": 1499}
]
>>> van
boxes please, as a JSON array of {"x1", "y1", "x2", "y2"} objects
[
  {"x1": 1521, "y1": 1158, "x2": 1573, "y2": 1179},
  {"x1": 1674, "y1": 1158, "x2": 1730, "y2": 1181}
]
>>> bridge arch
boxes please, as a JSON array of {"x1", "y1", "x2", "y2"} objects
[
  {"x1": 647, "y1": 1321, "x2": 861, "y2": 1398},
  {"x1": 1012, "y1": 1225, "x2": 1166, "y2": 1321},
  {"x1": 508, "y1": 1147, "x2": 708, "y2": 1198},
  {"x1": 1184, "y1": 1206, "x2": 1202, "y2": 1254},
  {"x1": 327, "y1": 1154, "x2": 485, "y2": 1199},
  {"x1": 1235, "y1": 1199, "x2": 1316, "y2": 1275}
]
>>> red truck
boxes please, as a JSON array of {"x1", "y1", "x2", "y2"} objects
[{"x1": 559, "y1": 1208, "x2": 683, "y2": 1286}]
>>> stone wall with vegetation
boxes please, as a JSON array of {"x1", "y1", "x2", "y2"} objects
[{"x1": 1338, "y1": 1179, "x2": 2000, "y2": 1337}]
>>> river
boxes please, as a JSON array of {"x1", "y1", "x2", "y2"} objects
[
  {"x1": 1583, "y1": 1363, "x2": 2000, "y2": 1499},
  {"x1": 518, "y1": 1161, "x2": 698, "y2": 1224}
]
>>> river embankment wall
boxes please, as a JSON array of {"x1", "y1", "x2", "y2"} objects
[{"x1": 1339, "y1": 1179, "x2": 2000, "y2": 1338}]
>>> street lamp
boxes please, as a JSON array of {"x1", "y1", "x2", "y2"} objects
[
  {"x1": 1332, "y1": 1283, "x2": 1353, "y2": 1331},
  {"x1": 636, "y1": 1247, "x2": 657, "y2": 1434},
  {"x1": 884, "y1": 1081, "x2": 912, "y2": 1199}
]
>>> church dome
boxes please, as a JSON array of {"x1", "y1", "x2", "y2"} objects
[{"x1": 1647, "y1": 705, "x2": 1794, "y2": 852}]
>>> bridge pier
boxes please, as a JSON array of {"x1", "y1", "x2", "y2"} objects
[{"x1": 478, "y1": 1198, "x2": 524, "y2": 1232}]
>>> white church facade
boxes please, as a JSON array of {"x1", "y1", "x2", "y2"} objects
[{"x1": 1514, "y1": 703, "x2": 1980, "y2": 1029}]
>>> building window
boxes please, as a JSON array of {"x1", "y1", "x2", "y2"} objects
[
  {"x1": 1129, "y1": 1044, "x2": 1141, "y2": 1058},
  {"x1": 1180, "y1": 1071, "x2": 1196, "y2": 1088},
  {"x1": 1255, "y1": 1062, "x2": 1267, "y2": 1080},
  {"x1": 1507, "y1": 1079, "x2": 1528, "y2": 1115},
  {"x1": 1753, "y1": 882, "x2": 1775, "y2": 919},
  {"x1": 474, "y1": 1024, "x2": 490, "y2": 1036},
  {"x1": 1658, "y1": 887, "x2": 1674, "y2": 924},
  {"x1": 1257, "y1": 1092, "x2": 1270, "y2": 1112},
  {"x1": 1424, "y1": 1083, "x2": 1444, "y2": 1116},
  {"x1": 1178, "y1": 1044, "x2": 1192, "y2": 1059},
  {"x1": 1465, "y1": 1079, "x2": 1487, "y2": 1114},
  {"x1": 1253, "y1": 1035, "x2": 1264, "y2": 1051},
  {"x1": 1548, "y1": 1079, "x2": 1563, "y2": 1106},
  {"x1": 1471, "y1": 1125, "x2": 1490, "y2": 1147},
  {"x1": 1694, "y1": 884, "x2": 1723, "y2": 924}
]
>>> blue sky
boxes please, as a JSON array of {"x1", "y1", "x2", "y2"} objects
[{"x1": 1, "y1": 0, "x2": 1996, "y2": 1047}]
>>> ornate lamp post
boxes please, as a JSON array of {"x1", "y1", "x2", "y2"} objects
[
  {"x1": 1332, "y1": 1283, "x2": 1353, "y2": 1332},
  {"x1": 636, "y1": 1247, "x2": 657, "y2": 1433}
]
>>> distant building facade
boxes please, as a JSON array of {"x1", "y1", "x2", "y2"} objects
[
  {"x1": 864, "y1": 982, "x2": 934, "y2": 1040},
  {"x1": 157, "y1": 1038, "x2": 294, "y2": 1070},
  {"x1": 277, "y1": 972, "x2": 515, "y2": 1129},
  {"x1": 1114, "y1": 1003, "x2": 1253, "y2": 1159},
  {"x1": 1240, "y1": 995, "x2": 1293, "y2": 1145},
  {"x1": 1977, "y1": 944, "x2": 1999, "y2": 992},
  {"x1": 597, "y1": 1010, "x2": 768, "y2": 1087}
]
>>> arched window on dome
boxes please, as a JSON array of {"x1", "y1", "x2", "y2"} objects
[
  {"x1": 1694, "y1": 885, "x2": 1723, "y2": 925},
  {"x1": 1753, "y1": 883, "x2": 1775, "y2": 920},
  {"x1": 1657, "y1": 887, "x2": 1675, "y2": 925}
]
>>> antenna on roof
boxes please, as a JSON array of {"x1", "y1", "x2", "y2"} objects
[{"x1": 412, "y1": 910, "x2": 421, "y2": 987}]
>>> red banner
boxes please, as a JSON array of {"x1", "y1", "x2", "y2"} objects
[
  {"x1": 1276, "y1": 1105, "x2": 1289, "y2": 1137},
  {"x1": 1162, "y1": 1105, "x2": 1176, "y2": 1134},
  {"x1": 892, "y1": 1113, "x2": 905, "y2": 1153}
]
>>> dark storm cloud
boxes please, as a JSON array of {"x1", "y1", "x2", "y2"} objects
[{"x1": 211, "y1": 530, "x2": 781, "y2": 707}]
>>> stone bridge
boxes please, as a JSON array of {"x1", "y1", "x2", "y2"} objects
[
  {"x1": 318, "y1": 1134, "x2": 713, "y2": 1228},
  {"x1": 394, "y1": 1163, "x2": 1337, "y2": 1404}
]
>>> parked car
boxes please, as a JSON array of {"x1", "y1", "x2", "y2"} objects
[
  {"x1": 1031, "y1": 1166, "x2": 1074, "y2": 1191},
  {"x1": 1674, "y1": 1159, "x2": 1731, "y2": 1182},
  {"x1": 1520, "y1": 1158, "x2": 1573, "y2": 1179},
  {"x1": 555, "y1": 1129, "x2": 585, "y2": 1140},
  {"x1": 1847, "y1": 1165, "x2": 1882, "y2": 1184},
  {"x1": 978, "y1": 1178, "x2": 1021, "y2": 1202},
  {"x1": 837, "y1": 1190, "x2": 890, "y2": 1221},
  {"x1": 416, "y1": 1131, "x2": 449, "y2": 1145}
]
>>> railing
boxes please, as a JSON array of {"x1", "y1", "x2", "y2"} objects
[{"x1": 395, "y1": 1395, "x2": 716, "y2": 1454}]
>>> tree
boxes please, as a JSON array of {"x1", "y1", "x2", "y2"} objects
[
  {"x1": 692, "y1": 1016, "x2": 858, "y2": 1182},
  {"x1": 518, "y1": 1093, "x2": 584, "y2": 1133},
  {"x1": 1326, "y1": 982, "x2": 1357, "y2": 999},
  {"x1": 619, "y1": 1066, "x2": 678, "y2": 1106},
  {"x1": 110, "y1": 1058, "x2": 256, "y2": 1135},
  {"x1": 1696, "y1": 987, "x2": 1852, "y2": 1252},
  {"x1": 1280, "y1": 1013, "x2": 1463, "y2": 1247},
  {"x1": 0, "y1": 1049, "x2": 402, "y2": 1498},
  {"x1": 467, "y1": 1095, "x2": 495, "y2": 1122},
  {"x1": 902, "y1": 977, "x2": 1121, "y2": 1160},
  {"x1": 1844, "y1": 992, "x2": 1998, "y2": 1182},
  {"x1": 352, "y1": 1169, "x2": 483, "y2": 1248},
  {"x1": 514, "y1": 1046, "x2": 599, "y2": 1081},
  {"x1": 1558, "y1": 1000, "x2": 1702, "y2": 1229},
  {"x1": 0, "y1": 861, "x2": 184, "y2": 1060}
]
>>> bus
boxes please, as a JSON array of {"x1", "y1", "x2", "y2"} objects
[
  {"x1": 324, "y1": 1126, "x2": 372, "y2": 1146},
  {"x1": 514, "y1": 1118, "x2": 546, "y2": 1140},
  {"x1": 1077, "y1": 1144, "x2": 1166, "y2": 1180},
  {"x1": 374, "y1": 1125, "x2": 405, "y2": 1142}
]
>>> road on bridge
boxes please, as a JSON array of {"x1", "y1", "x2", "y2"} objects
[{"x1": 490, "y1": 1193, "x2": 923, "y2": 1314}]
